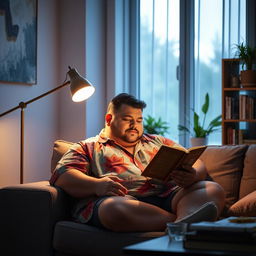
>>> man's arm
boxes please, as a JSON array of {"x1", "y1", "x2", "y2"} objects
[
  {"x1": 192, "y1": 158, "x2": 207, "y2": 181},
  {"x1": 55, "y1": 169, "x2": 127, "y2": 198}
]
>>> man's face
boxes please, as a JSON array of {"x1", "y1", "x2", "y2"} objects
[{"x1": 107, "y1": 104, "x2": 144, "y2": 146}]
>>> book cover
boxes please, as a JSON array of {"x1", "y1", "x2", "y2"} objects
[
  {"x1": 183, "y1": 239, "x2": 256, "y2": 253},
  {"x1": 184, "y1": 217, "x2": 256, "y2": 253},
  {"x1": 185, "y1": 229, "x2": 256, "y2": 244},
  {"x1": 188, "y1": 217, "x2": 256, "y2": 233},
  {"x1": 141, "y1": 145, "x2": 207, "y2": 182}
]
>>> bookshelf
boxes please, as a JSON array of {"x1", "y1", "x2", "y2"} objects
[{"x1": 222, "y1": 59, "x2": 256, "y2": 145}]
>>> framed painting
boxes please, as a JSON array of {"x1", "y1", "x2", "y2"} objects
[{"x1": 0, "y1": 0, "x2": 37, "y2": 84}]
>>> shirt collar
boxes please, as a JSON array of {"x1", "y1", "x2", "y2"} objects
[{"x1": 98, "y1": 129, "x2": 110, "y2": 143}]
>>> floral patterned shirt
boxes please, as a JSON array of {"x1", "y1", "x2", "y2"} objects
[{"x1": 50, "y1": 130, "x2": 182, "y2": 224}]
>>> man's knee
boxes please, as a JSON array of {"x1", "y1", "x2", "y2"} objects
[
  {"x1": 204, "y1": 181, "x2": 225, "y2": 199},
  {"x1": 98, "y1": 197, "x2": 133, "y2": 231}
]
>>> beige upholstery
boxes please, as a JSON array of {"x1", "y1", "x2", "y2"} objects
[
  {"x1": 239, "y1": 144, "x2": 256, "y2": 198},
  {"x1": 228, "y1": 190, "x2": 256, "y2": 216},
  {"x1": 200, "y1": 145, "x2": 248, "y2": 211},
  {"x1": 51, "y1": 140, "x2": 74, "y2": 173}
]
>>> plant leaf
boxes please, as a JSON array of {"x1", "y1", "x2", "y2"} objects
[{"x1": 201, "y1": 93, "x2": 209, "y2": 114}]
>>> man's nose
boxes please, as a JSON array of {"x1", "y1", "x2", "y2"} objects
[{"x1": 129, "y1": 120, "x2": 135, "y2": 127}]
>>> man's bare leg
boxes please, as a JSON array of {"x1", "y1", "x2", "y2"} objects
[
  {"x1": 98, "y1": 181, "x2": 225, "y2": 232},
  {"x1": 98, "y1": 196, "x2": 176, "y2": 232},
  {"x1": 171, "y1": 181, "x2": 225, "y2": 221}
]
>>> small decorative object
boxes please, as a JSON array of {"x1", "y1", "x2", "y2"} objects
[
  {"x1": 190, "y1": 137, "x2": 208, "y2": 147},
  {"x1": 178, "y1": 93, "x2": 222, "y2": 146},
  {"x1": 230, "y1": 75, "x2": 240, "y2": 88},
  {"x1": 235, "y1": 42, "x2": 256, "y2": 87},
  {"x1": 143, "y1": 115, "x2": 169, "y2": 136}
]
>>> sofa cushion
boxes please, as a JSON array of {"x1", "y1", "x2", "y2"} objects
[
  {"x1": 53, "y1": 221, "x2": 164, "y2": 256},
  {"x1": 51, "y1": 140, "x2": 74, "y2": 173},
  {"x1": 239, "y1": 145, "x2": 256, "y2": 199},
  {"x1": 200, "y1": 145, "x2": 248, "y2": 211},
  {"x1": 227, "y1": 190, "x2": 256, "y2": 216}
]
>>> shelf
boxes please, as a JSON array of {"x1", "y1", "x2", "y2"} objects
[
  {"x1": 224, "y1": 87, "x2": 256, "y2": 91},
  {"x1": 223, "y1": 119, "x2": 256, "y2": 123},
  {"x1": 222, "y1": 58, "x2": 256, "y2": 145}
]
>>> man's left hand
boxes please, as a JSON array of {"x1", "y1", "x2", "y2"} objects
[{"x1": 169, "y1": 165, "x2": 197, "y2": 188}]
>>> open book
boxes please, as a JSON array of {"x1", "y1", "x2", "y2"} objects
[{"x1": 142, "y1": 145, "x2": 207, "y2": 182}]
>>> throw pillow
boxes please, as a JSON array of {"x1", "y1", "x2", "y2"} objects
[
  {"x1": 51, "y1": 140, "x2": 74, "y2": 173},
  {"x1": 200, "y1": 145, "x2": 248, "y2": 212},
  {"x1": 239, "y1": 145, "x2": 256, "y2": 199},
  {"x1": 228, "y1": 190, "x2": 256, "y2": 216}
]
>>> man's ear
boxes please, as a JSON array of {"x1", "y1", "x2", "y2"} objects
[{"x1": 105, "y1": 114, "x2": 112, "y2": 126}]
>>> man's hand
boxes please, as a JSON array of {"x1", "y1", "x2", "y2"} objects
[
  {"x1": 169, "y1": 165, "x2": 197, "y2": 188},
  {"x1": 95, "y1": 176, "x2": 128, "y2": 196}
]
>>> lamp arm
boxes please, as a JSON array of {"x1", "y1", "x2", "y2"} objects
[
  {"x1": 25, "y1": 80, "x2": 70, "y2": 106},
  {"x1": 0, "y1": 80, "x2": 70, "y2": 117}
]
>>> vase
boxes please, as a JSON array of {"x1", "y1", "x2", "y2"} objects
[
  {"x1": 190, "y1": 137, "x2": 208, "y2": 147},
  {"x1": 240, "y1": 70, "x2": 256, "y2": 87}
]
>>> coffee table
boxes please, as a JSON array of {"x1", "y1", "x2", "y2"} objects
[{"x1": 123, "y1": 235, "x2": 255, "y2": 256}]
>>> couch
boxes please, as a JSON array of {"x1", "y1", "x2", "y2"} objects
[{"x1": 0, "y1": 142, "x2": 256, "y2": 256}]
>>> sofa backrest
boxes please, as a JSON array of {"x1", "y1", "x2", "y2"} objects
[
  {"x1": 239, "y1": 144, "x2": 256, "y2": 199},
  {"x1": 199, "y1": 145, "x2": 248, "y2": 213},
  {"x1": 51, "y1": 140, "x2": 74, "y2": 173},
  {"x1": 51, "y1": 140, "x2": 256, "y2": 214}
]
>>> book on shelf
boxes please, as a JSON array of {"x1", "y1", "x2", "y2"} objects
[
  {"x1": 225, "y1": 96, "x2": 239, "y2": 120},
  {"x1": 184, "y1": 217, "x2": 256, "y2": 253},
  {"x1": 141, "y1": 145, "x2": 207, "y2": 182},
  {"x1": 239, "y1": 95, "x2": 256, "y2": 120}
]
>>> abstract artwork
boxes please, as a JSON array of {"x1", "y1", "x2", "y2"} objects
[{"x1": 0, "y1": 0, "x2": 37, "y2": 84}]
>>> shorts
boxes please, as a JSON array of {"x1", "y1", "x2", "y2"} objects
[{"x1": 87, "y1": 187, "x2": 181, "y2": 229}]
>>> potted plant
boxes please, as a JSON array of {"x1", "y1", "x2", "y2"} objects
[
  {"x1": 235, "y1": 42, "x2": 256, "y2": 87},
  {"x1": 144, "y1": 115, "x2": 169, "y2": 136},
  {"x1": 178, "y1": 93, "x2": 222, "y2": 146}
]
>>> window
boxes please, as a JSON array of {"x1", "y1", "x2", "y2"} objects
[
  {"x1": 140, "y1": 0, "x2": 180, "y2": 142},
  {"x1": 194, "y1": 0, "x2": 246, "y2": 145},
  {"x1": 139, "y1": 0, "x2": 246, "y2": 146}
]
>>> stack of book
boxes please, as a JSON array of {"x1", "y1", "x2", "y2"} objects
[
  {"x1": 183, "y1": 217, "x2": 256, "y2": 253},
  {"x1": 239, "y1": 95, "x2": 255, "y2": 120}
]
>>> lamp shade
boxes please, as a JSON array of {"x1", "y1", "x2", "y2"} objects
[{"x1": 67, "y1": 67, "x2": 95, "y2": 102}]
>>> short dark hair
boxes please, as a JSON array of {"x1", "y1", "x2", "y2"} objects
[{"x1": 108, "y1": 93, "x2": 146, "y2": 112}]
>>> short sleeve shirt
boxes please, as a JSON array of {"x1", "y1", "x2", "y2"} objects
[{"x1": 50, "y1": 130, "x2": 182, "y2": 223}]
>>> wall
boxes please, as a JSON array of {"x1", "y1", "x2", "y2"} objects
[
  {"x1": 0, "y1": 0, "x2": 60, "y2": 186},
  {"x1": 0, "y1": 0, "x2": 107, "y2": 187},
  {"x1": 58, "y1": 0, "x2": 106, "y2": 141}
]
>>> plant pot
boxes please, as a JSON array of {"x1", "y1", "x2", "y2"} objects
[
  {"x1": 240, "y1": 70, "x2": 256, "y2": 87},
  {"x1": 190, "y1": 137, "x2": 208, "y2": 147}
]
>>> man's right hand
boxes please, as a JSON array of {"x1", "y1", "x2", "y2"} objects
[{"x1": 95, "y1": 176, "x2": 128, "y2": 196}]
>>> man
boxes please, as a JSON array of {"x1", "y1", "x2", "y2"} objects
[{"x1": 50, "y1": 93, "x2": 225, "y2": 232}]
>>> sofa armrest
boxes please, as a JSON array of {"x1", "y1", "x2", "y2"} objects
[{"x1": 0, "y1": 181, "x2": 72, "y2": 256}]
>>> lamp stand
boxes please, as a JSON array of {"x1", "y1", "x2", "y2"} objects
[{"x1": 0, "y1": 81, "x2": 70, "y2": 184}]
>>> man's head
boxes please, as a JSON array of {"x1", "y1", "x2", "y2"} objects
[{"x1": 105, "y1": 93, "x2": 147, "y2": 147}]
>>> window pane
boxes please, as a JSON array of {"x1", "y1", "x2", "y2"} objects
[
  {"x1": 194, "y1": 0, "x2": 246, "y2": 145},
  {"x1": 140, "y1": 0, "x2": 180, "y2": 141}
]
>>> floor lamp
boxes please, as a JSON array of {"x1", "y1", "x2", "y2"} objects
[{"x1": 0, "y1": 67, "x2": 95, "y2": 184}]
